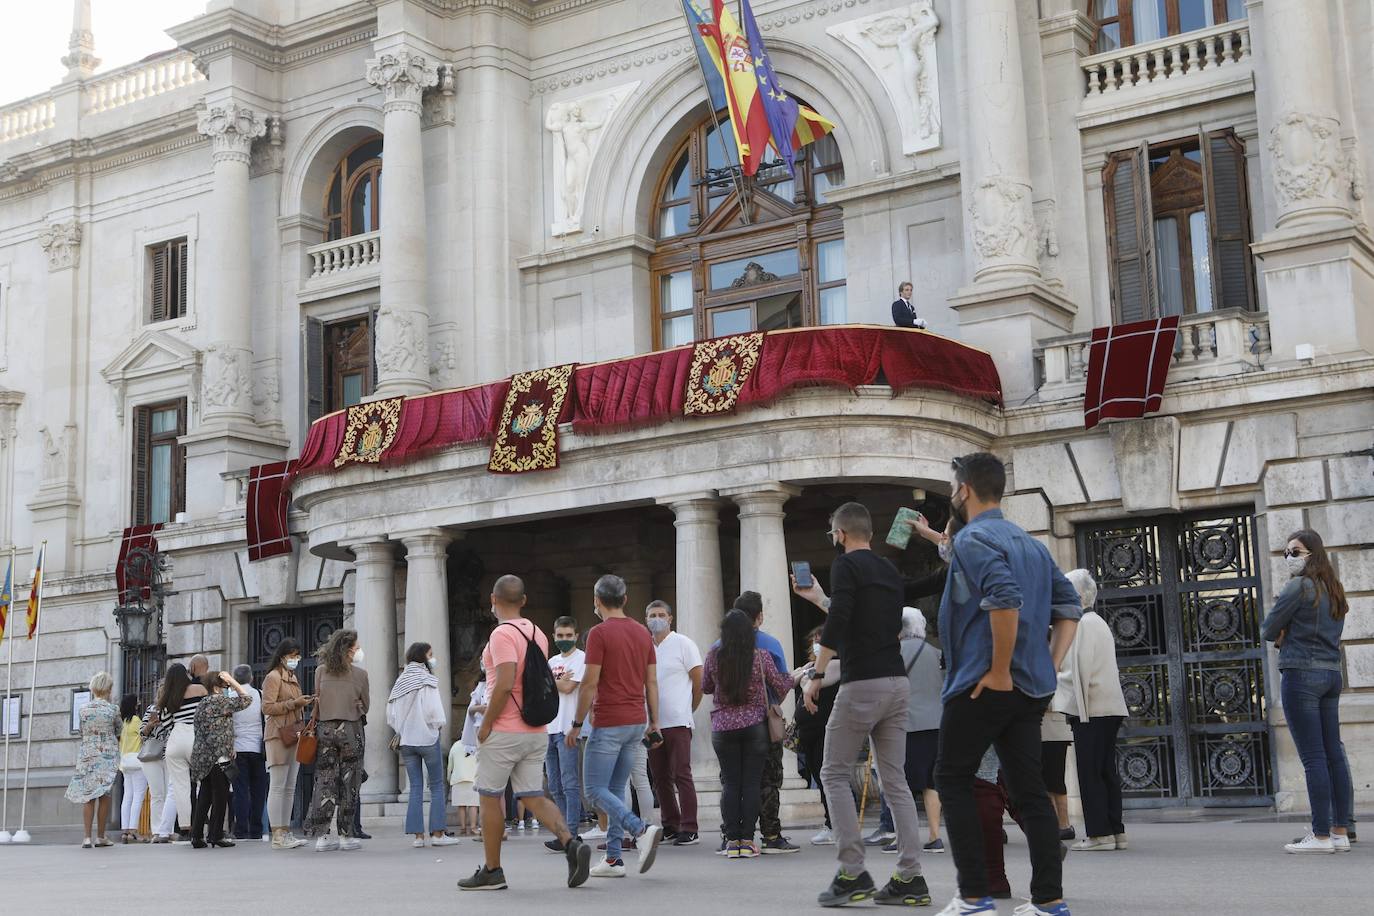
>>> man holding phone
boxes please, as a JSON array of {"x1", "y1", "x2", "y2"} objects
[
  {"x1": 565, "y1": 574, "x2": 665, "y2": 878},
  {"x1": 794, "y1": 502, "x2": 931, "y2": 908}
]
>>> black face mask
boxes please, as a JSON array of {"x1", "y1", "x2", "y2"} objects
[
  {"x1": 833, "y1": 535, "x2": 846, "y2": 557},
  {"x1": 951, "y1": 484, "x2": 968, "y2": 525}
]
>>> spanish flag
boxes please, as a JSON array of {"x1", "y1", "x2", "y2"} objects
[
  {"x1": 0, "y1": 556, "x2": 12, "y2": 644},
  {"x1": 26, "y1": 543, "x2": 43, "y2": 639}
]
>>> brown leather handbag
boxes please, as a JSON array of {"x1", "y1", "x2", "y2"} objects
[
  {"x1": 279, "y1": 717, "x2": 304, "y2": 749},
  {"x1": 295, "y1": 709, "x2": 318, "y2": 765}
]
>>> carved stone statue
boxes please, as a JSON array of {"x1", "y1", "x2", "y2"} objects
[
  {"x1": 39, "y1": 425, "x2": 64, "y2": 483},
  {"x1": 375, "y1": 310, "x2": 425, "y2": 376},
  {"x1": 543, "y1": 82, "x2": 638, "y2": 236},
  {"x1": 1267, "y1": 110, "x2": 1347, "y2": 214},
  {"x1": 202, "y1": 345, "x2": 252, "y2": 412},
  {"x1": 971, "y1": 175, "x2": 1035, "y2": 263}
]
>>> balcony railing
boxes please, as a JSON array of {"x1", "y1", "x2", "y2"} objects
[
  {"x1": 0, "y1": 94, "x2": 56, "y2": 144},
  {"x1": 1035, "y1": 309, "x2": 1271, "y2": 402},
  {"x1": 306, "y1": 231, "x2": 381, "y2": 281},
  {"x1": 85, "y1": 51, "x2": 203, "y2": 114},
  {"x1": 1081, "y1": 20, "x2": 1251, "y2": 100}
]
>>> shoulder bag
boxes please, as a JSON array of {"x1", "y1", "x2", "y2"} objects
[
  {"x1": 295, "y1": 706, "x2": 319, "y2": 765},
  {"x1": 760, "y1": 654, "x2": 787, "y2": 744},
  {"x1": 136, "y1": 710, "x2": 168, "y2": 762}
]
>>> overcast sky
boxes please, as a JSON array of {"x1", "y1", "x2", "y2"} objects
[{"x1": 1, "y1": 1, "x2": 208, "y2": 104}]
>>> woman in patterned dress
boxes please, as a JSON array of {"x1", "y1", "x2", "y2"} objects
[
  {"x1": 189, "y1": 670, "x2": 252, "y2": 848},
  {"x1": 66, "y1": 671, "x2": 121, "y2": 848}
]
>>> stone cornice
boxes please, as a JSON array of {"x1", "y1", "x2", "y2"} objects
[{"x1": 168, "y1": 3, "x2": 378, "y2": 73}]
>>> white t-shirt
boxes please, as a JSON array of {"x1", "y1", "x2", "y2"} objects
[
  {"x1": 653, "y1": 631, "x2": 703, "y2": 730},
  {"x1": 547, "y1": 648, "x2": 586, "y2": 735},
  {"x1": 231, "y1": 685, "x2": 263, "y2": 754}
]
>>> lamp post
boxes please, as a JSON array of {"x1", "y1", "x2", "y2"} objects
[{"x1": 112, "y1": 546, "x2": 169, "y2": 705}]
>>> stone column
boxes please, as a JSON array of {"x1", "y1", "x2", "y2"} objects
[
  {"x1": 721, "y1": 484, "x2": 801, "y2": 670},
  {"x1": 657, "y1": 494, "x2": 725, "y2": 772},
  {"x1": 367, "y1": 49, "x2": 438, "y2": 397},
  {"x1": 401, "y1": 529, "x2": 453, "y2": 749},
  {"x1": 348, "y1": 539, "x2": 400, "y2": 802}
]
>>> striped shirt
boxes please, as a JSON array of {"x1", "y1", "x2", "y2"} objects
[{"x1": 166, "y1": 693, "x2": 205, "y2": 728}]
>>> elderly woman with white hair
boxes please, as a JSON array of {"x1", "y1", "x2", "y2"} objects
[
  {"x1": 1052, "y1": 569, "x2": 1129, "y2": 852},
  {"x1": 894, "y1": 606, "x2": 946, "y2": 853},
  {"x1": 66, "y1": 671, "x2": 121, "y2": 847}
]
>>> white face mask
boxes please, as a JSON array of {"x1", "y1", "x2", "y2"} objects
[
  {"x1": 1286, "y1": 554, "x2": 1308, "y2": 576},
  {"x1": 646, "y1": 618, "x2": 670, "y2": 635},
  {"x1": 352, "y1": 648, "x2": 365, "y2": 664},
  {"x1": 223, "y1": 688, "x2": 234, "y2": 698},
  {"x1": 426, "y1": 658, "x2": 437, "y2": 671},
  {"x1": 285, "y1": 658, "x2": 300, "y2": 671}
]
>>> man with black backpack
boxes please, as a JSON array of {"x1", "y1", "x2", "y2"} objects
[{"x1": 458, "y1": 575, "x2": 592, "y2": 892}]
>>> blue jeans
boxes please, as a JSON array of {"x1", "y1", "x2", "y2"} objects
[
  {"x1": 547, "y1": 733, "x2": 583, "y2": 831},
  {"x1": 584, "y1": 723, "x2": 647, "y2": 862},
  {"x1": 400, "y1": 740, "x2": 447, "y2": 835},
  {"x1": 229, "y1": 750, "x2": 268, "y2": 838},
  {"x1": 1281, "y1": 667, "x2": 1352, "y2": 837}
]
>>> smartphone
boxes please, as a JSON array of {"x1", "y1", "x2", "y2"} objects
[
  {"x1": 886, "y1": 507, "x2": 922, "y2": 550},
  {"x1": 791, "y1": 560, "x2": 814, "y2": 589}
]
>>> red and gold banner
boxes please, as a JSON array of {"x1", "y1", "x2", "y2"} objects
[
  {"x1": 683, "y1": 332, "x2": 764, "y2": 416},
  {"x1": 333, "y1": 397, "x2": 404, "y2": 468},
  {"x1": 488, "y1": 364, "x2": 576, "y2": 474}
]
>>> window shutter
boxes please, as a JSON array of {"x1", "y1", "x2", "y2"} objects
[
  {"x1": 149, "y1": 245, "x2": 167, "y2": 323},
  {"x1": 174, "y1": 239, "x2": 189, "y2": 319},
  {"x1": 368, "y1": 306, "x2": 379, "y2": 397},
  {"x1": 1104, "y1": 142, "x2": 1157, "y2": 324},
  {"x1": 305, "y1": 317, "x2": 325, "y2": 423},
  {"x1": 173, "y1": 399, "x2": 187, "y2": 518},
  {"x1": 131, "y1": 408, "x2": 150, "y2": 525},
  {"x1": 1202, "y1": 129, "x2": 1255, "y2": 311}
]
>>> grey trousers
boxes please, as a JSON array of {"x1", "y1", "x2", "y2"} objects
[{"x1": 819, "y1": 676, "x2": 923, "y2": 879}]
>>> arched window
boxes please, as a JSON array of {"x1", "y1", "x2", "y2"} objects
[
  {"x1": 650, "y1": 111, "x2": 845, "y2": 349},
  {"x1": 1091, "y1": 0, "x2": 1246, "y2": 51},
  {"x1": 323, "y1": 134, "x2": 383, "y2": 241}
]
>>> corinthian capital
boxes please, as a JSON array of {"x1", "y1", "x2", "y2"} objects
[
  {"x1": 197, "y1": 103, "x2": 269, "y2": 164},
  {"x1": 366, "y1": 50, "x2": 439, "y2": 112}
]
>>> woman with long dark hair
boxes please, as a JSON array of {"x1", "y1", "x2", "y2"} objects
[
  {"x1": 262, "y1": 636, "x2": 312, "y2": 850},
  {"x1": 306, "y1": 628, "x2": 369, "y2": 851},
  {"x1": 387, "y1": 641, "x2": 454, "y2": 847},
  {"x1": 702, "y1": 608, "x2": 794, "y2": 858},
  {"x1": 1262, "y1": 528, "x2": 1351, "y2": 854},
  {"x1": 117, "y1": 694, "x2": 149, "y2": 843},
  {"x1": 157, "y1": 661, "x2": 208, "y2": 839}
]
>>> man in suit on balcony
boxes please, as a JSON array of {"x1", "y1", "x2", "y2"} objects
[{"x1": 892, "y1": 282, "x2": 926, "y2": 329}]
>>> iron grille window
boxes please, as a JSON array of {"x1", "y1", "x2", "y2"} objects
[{"x1": 121, "y1": 645, "x2": 166, "y2": 710}]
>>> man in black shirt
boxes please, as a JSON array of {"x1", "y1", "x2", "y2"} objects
[{"x1": 795, "y1": 501, "x2": 932, "y2": 908}]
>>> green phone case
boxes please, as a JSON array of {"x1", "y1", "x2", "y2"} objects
[{"x1": 886, "y1": 507, "x2": 920, "y2": 549}]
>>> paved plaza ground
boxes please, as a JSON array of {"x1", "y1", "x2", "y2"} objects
[{"x1": 1, "y1": 814, "x2": 1368, "y2": 914}]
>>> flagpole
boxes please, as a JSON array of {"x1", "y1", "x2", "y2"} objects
[
  {"x1": 680, "y1": 1, "x2": 752, "y2": 226},
  {"x1": 13, "y1": 540, "x2": 45, "y2": 844},
  {"x1": 0, "y1": 546, "x2": 14, "y2": 843}
]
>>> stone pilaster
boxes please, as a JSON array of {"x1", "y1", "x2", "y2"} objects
[
  {"x1": 721, "y1": 483, "x2": 802, "y2": 671},
  {"x1": 367, "y1": 48, "x2": 438, "y2": 397},
  {"x1": 347, "y1": 539, "x2": 400, "y2": 802},
  {"x1": 400, "y1": 528, "x2": 454, "y2": 749}
]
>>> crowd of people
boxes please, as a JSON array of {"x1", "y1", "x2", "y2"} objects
[{"x1": 63, "y1": 448, "x2": 1353, "y2": 912}]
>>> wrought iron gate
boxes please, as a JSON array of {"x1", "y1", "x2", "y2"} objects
[
  {"x1": 1078, "y1": 510, "x2": 1273, "y2": 805},
  {"x1": 247, "y1": 605, "x2": 343, "y2": 696}
]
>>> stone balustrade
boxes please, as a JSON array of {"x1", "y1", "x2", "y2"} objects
[
  {"x1": 1081, "y1": 20, "x2": 1251, "y2": 99},
  {"x1": 84, "y1": 51, "x2": 204, "y2": 114},
  {"x1": 306, "y1": 230, "x2": 382, "y2": 281},
  {"x1": 1036, "y1": 308, "x2": 1272, "y2": 402},
  {"x1": 0, "y1": 94, "x2": 56, "y2": 144}
]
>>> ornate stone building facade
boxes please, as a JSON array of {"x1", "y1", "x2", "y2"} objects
[{"x1": 0, "y1": 0, "x2": 1371, "y2": 825}]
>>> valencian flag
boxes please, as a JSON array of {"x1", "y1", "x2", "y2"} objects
[
  {"x1": 25, "y1": 544, "x2": 43, "y2": 639},
  {"x1": 0, "y1": 556, "x2": 11, "y2": 644},
  {"x1": 690, "y1": 0, "x2": 834, "y2": 176},
  {"x1": 680, "y1": 0, "x2": 728, "y2": 111}
]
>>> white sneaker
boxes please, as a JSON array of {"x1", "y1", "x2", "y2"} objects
[
  {"x1": 582, "y1": 826, "x2": 607, "y2": 840},
  {"x1": 281, "y1": 833, "x2": 306, "y2": 849},
  {"x1": 811, "y1": 827, "x2": 836, "y2": 846},
  {"x1": 590, "y1": 858, "x2": 626, "y2": 878},
  {"x1": 1012, "y1": 904, "x2": 1067, "y2": 916},
  {"x1": 1071, "y1": 836, "x2": 1116, "y2": 852},
  {"x1": 1333, "y1": 834, "x2": 1352, "y2": 852},
  {"x1": 431, "y1": 835, "x2": 460, "y2": 847},
  {"x1": 412, "y1": 837, "x2": 426, "y2": 848},
  {"x1": 936, "y1": 897, "x2": 998, "y2": 915},
  {"x1": 338, "y1": 836, "x2": 361, "y2": 851},
  {"x1": 1113, "y1": 833, "x2": 1129, "y2": 850},
  {"x1": 636, "y1": 824, "x2": 663, "y2": 874},
  {"x1": 261, "y1": 834, "x2": 270, "y2": 843},
  {"x1": 315, "y1": 834, "x2": 339, "y2": 852},
  {"x1": 1285, "y1": 833, "x2": 1335, "y2": 854}
]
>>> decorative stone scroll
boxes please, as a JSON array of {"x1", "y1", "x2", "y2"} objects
[
  {"x1": 39, "y1": 220, "x2": 82, "y2": 271},
  {"x1": 545, "y1": 82, "x2": 638, "y2": 236},
  {"x1": 971, "y1": 175, "x2": 1035, "y2": 263},
  {"x1": 202, "y1": 344, "x2": 253, "y2": 413},
  {"x1": 827, "y1": 1, "x2": 941, "y2": 156},
  {"x1": 1267, "y1": 110, "x2": 1348, "y2": 212}
]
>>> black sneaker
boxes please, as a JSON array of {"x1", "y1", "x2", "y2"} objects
[
  {"x1": 565, "y1": 838, "x2": 592, "y2": 888},
  {"x1": 761, "y1": 835, "x2": 801, "y2": 854},
  {"x1": 874, "y1": 873, "x2": 932, "y2": 907},
  {"x1": 673, "y1": 831, "x2": 700, "y2": 847},
  {"x1": 818, "y1": 869, "x2": 876, "y2": 907},
  {"x1": 662, "y1": 829, "x2": 679, "y2": 843},
  {"x1": 715, "y1": 837, "x2": 729, "y2": 856},
  {"x1": 545, "y1": 838, "x2": 566, "y2": 853},
  {"x1": 1059, "y1": 826, "x2": 1076, "y2": 841},
  {"x1": 457, "y1": 866, "x2": 508, "y2": 891}
]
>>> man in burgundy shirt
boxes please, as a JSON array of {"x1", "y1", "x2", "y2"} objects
[{"x1": 565, "y1": 574, "x2": 665, "y2": 877}]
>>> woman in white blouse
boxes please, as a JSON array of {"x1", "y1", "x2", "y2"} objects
[
  {"x1": 387, "y1": 642, "x2": 456, "y2": 847},
  {"x1": 1053, "y1": 569, "x2": 1129, "y2": 853}
]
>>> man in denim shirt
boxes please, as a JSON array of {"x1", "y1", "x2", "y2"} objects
[{"x1": 934, "y1": 452, "x2": 1081, "y2": 916}]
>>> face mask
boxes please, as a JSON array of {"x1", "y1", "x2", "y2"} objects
[
  {"x1": 832, "y1": 533, "x2": 846, "y2": 557},
  {"x1": 426, "y1": 658, "x2": 437, "y2": 671},
  {"x1": 223, "y1": 688, "x2": 234, "y2": 698},
  {"x1": 938, "y1": 540, "x2": 952, "y2": 563},
  {"x1": 1286, "y1": 555, "x2": 1308, "y2": 576},
  {"x1": 285, "y1": 658, "x2": 299, "y2": 671},
  {"x1": 646, "y1": 618, "x2": 670, "y2": 635},
  {"x1": 951, "y1": 485, "x2": 968, "y2": 524},
  {"x1": 352, "y1": 648, "x2": 365, "y2": 664},
  {"x1": 811, "y1": 640, "x2": 820, "y2": 657},
  {"x1": 554, "y1": 639, "x2": 576, "y2": 654}
]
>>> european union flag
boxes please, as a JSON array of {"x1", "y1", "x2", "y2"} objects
[{"x1": 739, "y1": 0, "x2": 802, "y2": 175}]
